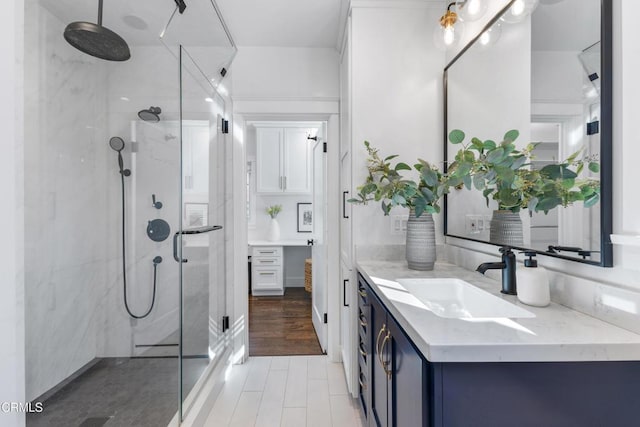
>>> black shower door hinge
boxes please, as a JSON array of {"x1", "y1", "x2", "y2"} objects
[
  {"x1": 323, "y1": 142, "x2": 327, "y2": 153},
  {"x1": 323, "y1": 313, "x2": 328, "y2": 324},
  {"x1": 222, "y1": 119, "x2": 229, "y2": 134},
  {"x1": 222, "y1": 315, "x2": 230, "y2": 332},
  {"x1": 587, "y1": 120, "x2": 600, "y2": 135}
]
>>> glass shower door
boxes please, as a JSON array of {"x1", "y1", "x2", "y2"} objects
[{"x1": 178, "y1": 45, "x2": 229, "y2": 420}]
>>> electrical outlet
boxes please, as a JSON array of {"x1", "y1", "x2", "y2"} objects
[
  {"x1": 391, "y1": 215, "x2": 409, "y2": 235},
  {"x1": 466, "y1": 215, "x2": 480, "y2": 234}
]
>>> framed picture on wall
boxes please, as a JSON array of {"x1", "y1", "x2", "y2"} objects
[{"x1": 297, "y1": 203, "x2": 313, "y2": 233}]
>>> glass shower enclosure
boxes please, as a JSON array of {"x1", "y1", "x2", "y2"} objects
[{"x1": 24, "y1": 0, "x2": 236, "y2": 425}]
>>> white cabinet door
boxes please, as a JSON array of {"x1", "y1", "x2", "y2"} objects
[
  {"x1": 256, "y1": 128, "x2": 283, "y2": 193},
  {"x1": 283, "y1": 128, "x2": 311, "y2": 193}
]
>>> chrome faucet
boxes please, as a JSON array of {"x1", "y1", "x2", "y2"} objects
[{"x1": 476, "y1": 246, "x2": 517, "y2": 295}]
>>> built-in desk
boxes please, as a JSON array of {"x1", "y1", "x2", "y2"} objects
[{"x1": 249, "y1": 240, "x2": 311, "y2": 296}]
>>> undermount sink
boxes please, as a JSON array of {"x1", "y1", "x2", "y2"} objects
[{"x1": 395, "y1": 278, "x2": 535, "y2": 319}]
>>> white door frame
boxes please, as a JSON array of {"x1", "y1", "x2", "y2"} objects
[{"x1": 231, "y1": 107, "x2": 341, "y2": 363}]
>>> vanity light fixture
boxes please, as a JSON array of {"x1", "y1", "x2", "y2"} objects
[
  {"x1": 500, "y1": 0, "x2": 539, "y2": 24},
  {"x1": 434, "y1": 3, "x2": 463, "y2": 51},
  {"x1": 455, "y1": 0, "x2": 488, "y2": 22},
  {"x1": 478, "y1": 22, "x2": 502, "y2": 48}
]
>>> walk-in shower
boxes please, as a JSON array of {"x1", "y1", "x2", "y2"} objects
[{"x1": 25, "y1": 0, "x2": 237, "y2": 425}]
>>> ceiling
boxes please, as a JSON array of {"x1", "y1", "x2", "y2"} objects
[
  {"x1": 216, "y1": 0, "x2": 345, "y2": 48},
  {"x1": 531, "y1": 0, "x2": 600, "y2": 51},
  {"x1": 42, "y1": 0, "x2": 347, "y2": 49}
]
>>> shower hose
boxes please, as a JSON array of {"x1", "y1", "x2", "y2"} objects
[{"x1": 119, "y1": 169, "x2": 158, "y2": 319}]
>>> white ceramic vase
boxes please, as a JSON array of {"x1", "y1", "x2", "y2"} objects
[
  {"x1": 405, "y1": 211, "x2": 436, "y2": 271},
  {"x1": 267, "y1": 218, "x2": 281, "y2": 241}
]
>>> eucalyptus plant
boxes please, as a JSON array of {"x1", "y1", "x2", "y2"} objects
[
  {"x1": 447, "y1": 129, "x2": 600, "y2": 213},
  {"x1": 349, "y1": 141, "x2": 447, "y2": 218}
]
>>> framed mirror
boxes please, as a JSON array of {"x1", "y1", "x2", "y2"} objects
[{"x1": 444, "y1": 0, "x2": 612, "y2": 266}]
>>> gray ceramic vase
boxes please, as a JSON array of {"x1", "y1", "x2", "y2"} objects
[
  {"x1": 489, "y1": 210, "x2": 524, "y2": 247},
  {"x1": 406, "y1": 211, "x2": 436, "y2": 271}
]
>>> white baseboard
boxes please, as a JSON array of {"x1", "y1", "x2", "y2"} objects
[{"x1": 285, "y1": 275, "x2": 304, "y2": 287}]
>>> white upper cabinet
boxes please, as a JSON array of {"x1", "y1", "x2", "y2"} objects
[
  {"x1": 256, "y1": 127, "x2": 283, "y2": 193},
  {"x1": 256, "y1": 126, "x2": 311, "y2": 194}
]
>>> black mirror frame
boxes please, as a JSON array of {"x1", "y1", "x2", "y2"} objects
[{"x1": 443, "y1": 0, "x2": 613, "y2": 267}]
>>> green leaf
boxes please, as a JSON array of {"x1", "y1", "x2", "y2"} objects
[
  {"x1": 540, "y1": 164, "x2": 562, "y2": 179},
  {"x1": 463, "y1": 174, "x2": 472, "y2": 190},
  {"x1": 504, "y1": 129, "x2": 520, "y2": 142},
  {"x1": 535, "y1": 197, "x2": 562, "y2": 212},
  {"x1": 473, "y1": 173, "x2": 486, "y2": 191},
  {"x1": 483, "y1": 140, "x2": 497, "y2": 150},
  {"x1": 449, "y1": 129, "x2": 466, "y2": 144},
  {"x1": 527, "y1": 197, "x2": 539, "y2": 212},
  {"x1": 589, "y1": 162, "x2": 600, "y2": 173},
  {"x1": 511, "y1": 156, "x2": 527, "y2": 170},
  {"x1": 471, "y1": 138, "x2": 484, "y2": 152},
  {"x1": 395, "y1": 162, "x2": 411, "y2": 171},
  {"x1": 424, "y1": 205, "x2": 437, "y2": 214},
  {"x1": 486, "y1": 147, "x2": 506, "y2": 164},
  {"x1": 584, "y1": 193, "x2": 600, "y2": 208},
  {"x1": 422, "y1": 168, "x2": 438, "y2": 187},
  {"x1": 421, "y1": 187, "x2": 434, "y2": 202},
  {"x1": 392, "y1": 194, "x2": 406, "y2": 206},
  {"x1": 384, "y1": 155, "x2": 399, "y2": 161},
  {"x1": 562, "y1": 178, "x2": 576, "y2": 189}
]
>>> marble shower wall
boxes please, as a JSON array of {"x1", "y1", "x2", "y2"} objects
[{"x1": 24, "y1": 1, "x2": 109, "y2": 400}]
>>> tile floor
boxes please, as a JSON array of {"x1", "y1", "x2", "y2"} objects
[{"x1": 205, "y1": 356, "x2": 365, "y2": 427}]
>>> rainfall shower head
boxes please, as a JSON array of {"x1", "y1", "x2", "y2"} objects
[
  {"x1": 138, "y1": 107, "x2": 162, "y2": 123},
  {"x1": 63, "y1": 0, "x2": 131, "y2": 62}
]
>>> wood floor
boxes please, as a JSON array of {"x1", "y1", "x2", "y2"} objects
[{"x1": 249, "y1": 288, "x2": 323, "y2": 356}]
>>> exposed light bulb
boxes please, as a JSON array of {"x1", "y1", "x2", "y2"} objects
[
  {"x1": 479, "y1": 31, "x2": 491, "y2": 45},
  {"x1": 467, "y1": 0, "x2": 480, "y2": 15},
  {"x1": 512, "y1": 0, "x2": 525, "y2": 16},
  {"x1": 444, "y1": 26, "x2": 456, "y2": 45},
  {"x1": 205, "y1": 97, "x2": 213, "y2": 103},
  {"x1": 456, "y1": 0, "x2": 488, "y2": 22}
]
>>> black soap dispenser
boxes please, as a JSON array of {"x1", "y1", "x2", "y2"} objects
[{"x1": 516, "y1": 252, "x2": 550, "y2": 307}]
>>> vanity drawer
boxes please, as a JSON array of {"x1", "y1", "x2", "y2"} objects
[
  {"x1": 252, "y1": 246, "x2": 283, "y2": 258},
  {"x1": 253, "y1": 257, "x2": 281, "y2": 267},
  {"x1": 252, "y1": 268, "x2": 282, "y2": 290}
]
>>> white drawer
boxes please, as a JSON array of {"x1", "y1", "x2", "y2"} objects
[
  {"x1": 252, "y1": 246, "x2": 283, "y2": 258},
  {"x1": 253, "y1": 257, "x2": 281, "y2": 267},
  {"x1": 252, "y1": 267, "x2": 282, "y2": 290}
]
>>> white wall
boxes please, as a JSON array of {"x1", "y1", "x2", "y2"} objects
[
  {"x1": 231, "y1": 47, "x2": 340, "y2": 100},
  {"x1": 350, "y1": 4, "x2": 445, "y2": 246},
  {"x1": 23, "y1": 1, "x2": 109, "y2": 400},
  {"x1": 0, "y1": 0, "x2": 25, "y2": 424}
]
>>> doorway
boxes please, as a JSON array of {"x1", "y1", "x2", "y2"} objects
[{"x1": 245, "y1": 120, "x2": 328, "y2": 356}]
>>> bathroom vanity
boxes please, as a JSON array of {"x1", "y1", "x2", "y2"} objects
[{"x1": 356, "y1": 260, "x2": 640, "y2": 427}]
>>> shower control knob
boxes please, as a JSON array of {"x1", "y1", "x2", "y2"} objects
[
  {"x1": 153, "y1": 256, "x2": 163, "y2": 265},
  {"x1": 152, "y1": 194, "x2": 163, "y2": 209}
]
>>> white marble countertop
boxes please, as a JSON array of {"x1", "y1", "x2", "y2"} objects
[
  {"x1": 249, "y1": 240, "x2": 311, "y2": 247},
  {"x1": 357, "y1": 260, "x2": 640, "y2": 363}
]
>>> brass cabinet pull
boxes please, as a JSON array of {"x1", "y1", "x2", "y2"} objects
[
  {"x1": 359, "y1": 316, "x2": 368, "y2": 328},
  {"x1": 375, "y1": 324, "x2": 386, "y2": 360},
  {"x1": 380, "y1": 331, "x2": 392, "y2": 380},
  {"x1": 359, "y1": 341, "x2": 367, "y2": 358},
  {"x1": 358, "y1": 375, "x2": 367, "y2": 390}
]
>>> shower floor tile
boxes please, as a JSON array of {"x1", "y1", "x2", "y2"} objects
[{"x1": 27, "y1": 357, "x2": 208, "y2": 427}]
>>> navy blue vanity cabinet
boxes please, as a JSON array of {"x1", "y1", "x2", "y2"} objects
[
  {"x1": 357, "y1": 278, "x2": 370, "y2": 421},
  {"x1": 361, "y1": 274, "x2": 428, "y2": 427},
  {"x1": 357, "y1": 272, "x2": 640, "y2": 427}
]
